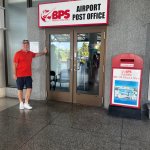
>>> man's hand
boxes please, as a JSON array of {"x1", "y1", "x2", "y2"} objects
[
  {"x1": 43, "y1": 47, "x2": 48, "y2": 54},
  {"x1": 13, "y1": 74, "x2": 17, "y2": 80},
  {"x1": 35, "y1": 48, "x2": 48, "y2": 57}
]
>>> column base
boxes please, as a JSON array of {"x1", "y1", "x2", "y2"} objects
[{"x1": 0, "y1": 88, "x2": 6, "y2": 97}]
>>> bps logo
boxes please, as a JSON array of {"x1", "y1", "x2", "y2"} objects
[{"x1": 41, "y1": 9, "x2": 70, "y2": 22}]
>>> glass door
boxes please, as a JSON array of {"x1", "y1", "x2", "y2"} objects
[
  {"x1": 46, "y1": 28, "x2": 73, "y2": 103},
  {"x1": 46, "y1": 26, "x2": 105, "y2": 106},
  {"x1": 73, "y1": 27, "x2": 105, "y2": 106}
]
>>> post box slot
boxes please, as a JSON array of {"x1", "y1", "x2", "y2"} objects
[{"x1": 120, "y1": 59, "x2": 134, "y2": 62}]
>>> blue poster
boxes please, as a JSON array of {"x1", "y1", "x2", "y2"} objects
[{"x1": 114, "y1": 80, "x2": 138, "y2": 106}]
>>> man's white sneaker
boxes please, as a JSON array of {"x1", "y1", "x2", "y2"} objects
[
  {"x1": 24, "y1": 103, "x2": 32, "y2": 110},
  {"x1": 19, "y1": 102, "x2": 24, "y2": 110}
]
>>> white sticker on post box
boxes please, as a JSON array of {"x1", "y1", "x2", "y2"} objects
[{"x1": 120, "y1": 64, "x2": 134, "y2": 67}]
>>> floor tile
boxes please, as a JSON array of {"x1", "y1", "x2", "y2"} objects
[
  {"x1": 52, "y1": 105, "x2": 122, "y2": 142},
  {"x1": 0, "y1": 98, "x2": 18, "y2": 111},
  {"x1": 0, "y1": 101, "x2": 71, "y2": 124},
  {"x1": 0, "y1": 98, "x2": 150, "y2": 150},
  {"x1": 0, "y1": 116, "x2": 48, "y2": 150},
  {"x1": 121, "y1": 139, "x2": 150, "y2": 150},
  {"x1": 21, "y1": 125, "x2": 120, "y2": 150},
  {"x1": 122, "y1": 119, "x2": 150, "y2": 142}
]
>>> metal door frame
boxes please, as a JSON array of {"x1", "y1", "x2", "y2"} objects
[
  {"x1": 46, "y1": 26, "x2": 106, "y2": 106},
  {"x1": 46, "y1": 28, "x2": 73, "y2": 103},
  {"x1": 73, "y1": 26, "x2": 106, "y2": 106}
]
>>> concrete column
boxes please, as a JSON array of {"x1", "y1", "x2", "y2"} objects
[
  {"x1": 0, "y1": 1, "x2": 6, "y2": 97},
  {"x1": 27, "y1": 7, "x2": 47, "y2": 100},
  {"x1": 0, "y1": 30, "x2": 6, "y2": 97},
  {"x1": 146, "y1": 24, "x2": 150, "y2": 101}
]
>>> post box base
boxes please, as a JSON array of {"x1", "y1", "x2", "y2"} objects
[{"x1": 108, "y1": 105, "x2": 141, "y2": 120}]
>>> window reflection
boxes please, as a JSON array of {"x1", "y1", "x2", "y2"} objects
[
  {"x1": 32, "y1": 0, "x2": 73, "y2": 7},
  {"x1": 32, "y1": 0, "x2": 55, "y2": 7},
  {"x1": 50, "y1": 34, "x2": 70, "y2": 92},
  {"x1": 5, "y1": 0, "x2": 27, "y2": 86},
  {"x1": 77, "y1": 33, "x2": 101, "y2": 95}
]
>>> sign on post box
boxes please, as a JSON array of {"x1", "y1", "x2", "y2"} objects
[{"x1": 110, "y1": 53, "x2": 143, "y2": 109}]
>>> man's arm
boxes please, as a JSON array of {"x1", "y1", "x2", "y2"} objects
[
  {"x1": 13, "y1": 62, "x2": 17, "y2": 80},
  {"x1": 35, "y1": 48, "x2": 48, "y2": 57}
]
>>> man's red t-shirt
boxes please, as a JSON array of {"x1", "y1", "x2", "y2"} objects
[{"x1": 13, "y1": 50, "x2": 36, "y2": 77}]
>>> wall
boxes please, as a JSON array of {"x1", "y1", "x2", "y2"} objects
[
  {"x1": 5, "y1": 1, "x2": 27, "y2": 86},
  {"x1": 147, "y1": 24, "x2": 150, "y2": 101},
  {"x1": 105, "y1": 0, "x2": 150, "y2": 108},
  {"x1": 27, "y1": 7, "x2": 47, "y2": 100},
  {"x1": 0, "y1": 32, "x2": 5, "y2": 97},
  {"x1": 6, "y1": 7, "x2": 47, "y2": 100}
]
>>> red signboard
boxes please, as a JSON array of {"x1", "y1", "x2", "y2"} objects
[{"x1": 38, "y1": 0, "x2": 109, "y2": 28}]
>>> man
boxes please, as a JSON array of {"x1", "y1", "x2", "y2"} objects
[{"x1": 13, "y1": 40, "x2": 48, "y2": 110}]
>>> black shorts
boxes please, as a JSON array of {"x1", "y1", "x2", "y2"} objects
[{"x1": 16, "y1": 76, "x2": 32, "y2": 90}]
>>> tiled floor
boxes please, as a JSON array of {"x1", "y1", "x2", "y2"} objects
[
  {"x1": 0, "y1": 97, "x2": 18, "y2": 111},
  {"x1": 0, "y1": 98, "x2": 150, "y2": 150}
]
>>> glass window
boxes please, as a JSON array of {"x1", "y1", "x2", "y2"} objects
[
  {"x1": 50, "y1": 34, "x2": 71, "y2": 92},
  {"x1": 32, "y1": 0, "x2": 72, "y2": 7},
  {"x1": 5, "y1": 0, "x2": 27, "y2": 87},
  {"x1": 77, "y1": 33, "x2": 101, "y2": 95},
  {"x1": 32, "y1": 0, "x2": 53, "y2": 7}
]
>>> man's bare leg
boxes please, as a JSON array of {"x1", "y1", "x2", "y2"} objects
[
  {"x1": 18, "y1": 90, "x2": 23, "y2": 102},
  {"x1": 24, "y1": 88, "x2": 32, "y2": 109},
  {"x1": 25, "y1": 88, "x2": 32, "y2": 103},
  {"x1": 18, "y1": 90, "x2": 24, "y2": 109}
]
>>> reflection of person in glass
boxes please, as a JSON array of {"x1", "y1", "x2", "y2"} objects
[
  {"x1": 92, "y1": 53, "x2": 100, "y2": 83},
  {"x1": 93, "y1": 54, "x2": 99, "y2": 68}
]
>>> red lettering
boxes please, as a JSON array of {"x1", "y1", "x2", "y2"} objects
[
  {"x1": 58, "y1": 10, "x2": 65, "y2": 19},
  {"x1": 64, "y1": 10, "x2": 70, "y2": 19},
  {"x1": 52, "y1": 10, "x2": 70, "y2": 19},
  {"x1": 52, "y1": 11, "x2": 58, "y2": 19}
]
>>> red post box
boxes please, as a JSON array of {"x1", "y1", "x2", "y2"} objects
[{"x1": 110, "y1": 53, "x2": 143, "y2": 109}]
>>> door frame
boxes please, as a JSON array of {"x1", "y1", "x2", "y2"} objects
[
  {"x1": 46, "y1": 28, "x2": 73, "y2": 103},
  {"x1": 73, "y1": 26, "x2": 106, "y2": 106},
  {"x1": 46, "y1": 26, "x2": 106, "y2": 106}
]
